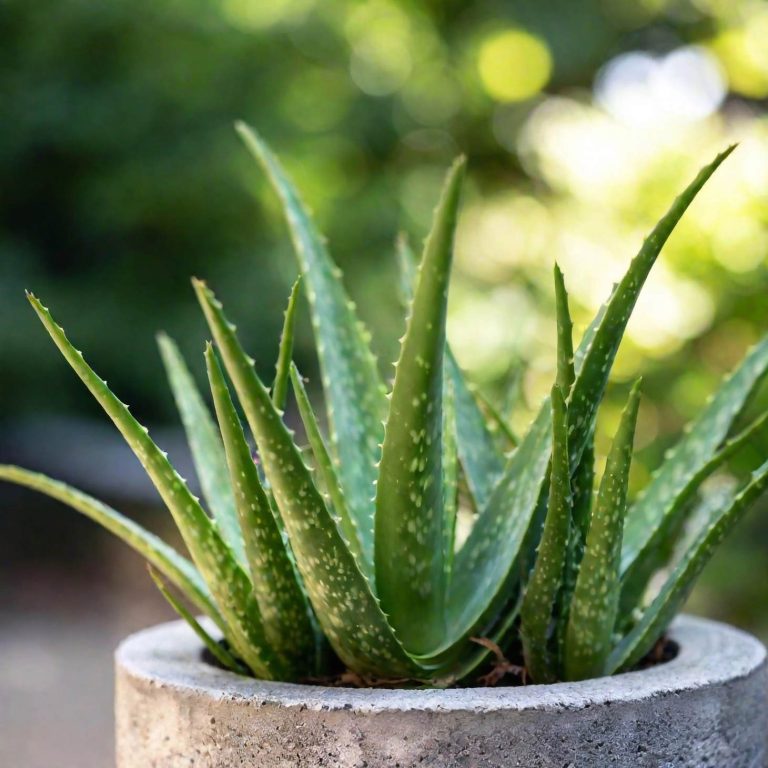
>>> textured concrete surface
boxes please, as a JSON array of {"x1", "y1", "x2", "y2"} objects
[{"x1": 116, "y1": 615, "x2": 768, "y2": 767}]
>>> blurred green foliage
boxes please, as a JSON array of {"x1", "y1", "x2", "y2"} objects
[{"x1": 1, "y1": 0, "x2": 768, "y2": 628}]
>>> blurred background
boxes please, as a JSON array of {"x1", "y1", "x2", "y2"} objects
[{"x1": 2, "y1": 0, "x2": 768, "y2": 764}]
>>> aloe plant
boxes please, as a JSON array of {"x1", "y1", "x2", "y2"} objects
[{"x1": 2, "y1": 127, "x2": 767, "y2": 686}]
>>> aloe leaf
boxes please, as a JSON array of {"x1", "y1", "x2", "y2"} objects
[
  {"x1": 446, "y1": 403, "x2": 552, "y2": 643},
  {"x1": 442, "y1": 373, "x2": 459, "y2": 585},
  {"x1": 193, "y1": 279, "x2": 422, "y2": 678},
  {"x1": 442, "y1": 292, "x2": 609, "y2": 651},
  {"x1": 27, "y1": 293, "x2": 286, "y2": 680},
  {"x1": 205, "y1": 344, "x2": 314, "y2": 672},
  {"x1": 236, "y1": 123, "x2": 385, "y2": 570},
  {"x1": 397, "y1": 232, "x2": 506, "y2": 510},
  {"x1": 0, "y1": 464, "x2": 223, "y2": 628},
  {"x1": 608, "y1": 456, "x2": 768, "y2": 674},
  {"x1": 289, "y1": 363, "x2": 366, "y2": 572},
  {"x1": 569, "y1": 429, "x2": 595, "y2": 547},
  {"x1": 272, "y1": 277, "x2": 302, "y2": 412},
  {"x1": 554, "y1": 264, "x2": 575, "y2": 396},
  {"x1": 376, "y1": 157, "x2": 465, "y2": 653},
  {"x1": 619, "y1": 410, "x2": 768, "y2": 619},
  {"x1": 566, "y1": 147, "x2": 734, "y2": 470},
  {"x1": 565, "y1": 380, "x2": 642, "y2": 681},
  {"x1": 556, "y1": 426, "x2": 595, "y2": 657},
  {"x1": 520, "y1": 386, "x2": 572, "y2": 683},
  {"x1": 157, "y1": 333, "x2": 245, "y2": 566},
  {"x1": 621, "y1": 332, "x2": 768, "y2": 573},
  {"x1": 148, "y1": 567, "x2": 248, "y2": 675},
  {"x1": 446, "y1": 353, "x2": 507, "y2": 511}
]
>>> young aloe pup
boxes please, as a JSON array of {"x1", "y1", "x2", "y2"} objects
[{"x1": 2, "y1": 127, "x2": 767, "y2": 686}]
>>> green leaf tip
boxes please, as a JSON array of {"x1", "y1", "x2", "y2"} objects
[
  {"x1": 272, "y1": 276, "x2": 302, "y2": 412},
  {"x1": 553, "y1": 263, "x2": 575, "y2": 396},
  {"x1": 236, "y1": 121, "x2": 387, "y2": 575}
]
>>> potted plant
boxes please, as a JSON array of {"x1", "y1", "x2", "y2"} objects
[{"x1": 2, "y1": 125, "x2": 766, "y2": 767}]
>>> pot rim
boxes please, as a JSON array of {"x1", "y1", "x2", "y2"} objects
[{"x1": 116, "y1": 614, "x2": 765, "y2": 714}]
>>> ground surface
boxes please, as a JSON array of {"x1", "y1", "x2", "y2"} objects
[{"x1": 0, "y1": 543, "x2": 170, "y2": 768}]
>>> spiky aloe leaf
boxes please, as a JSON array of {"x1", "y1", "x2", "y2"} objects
[
  {"x1": 289, "y1": 363, "x2": 366, "y2": 572},
  {"x1": 194, "y1": 279, "x2": 422, "y2": 678},
  {"x1": 621, "y1": 332, "x2": 768, "y2": 573},
  {"x1": 148, "y1": 567, "x2": 248, "y2": 675},
  {"x1": 444, "y1": 300, "x2": 608, "y2": 645},
  {"x1": 376, "y1": 157, "x2": 465, "y2": 653},
  {"x1": 442, "y1": 374, "x2": 459, "y2": 584},
  {"x1": 272, "y1": 277, "x2": 302, "y2": 411},
  {"x1": 520, "y1": 386, "x2": 572, "y2": 683},
  {"x1": 567, "y1": 147, "x2": 734, "y2": 470},
  {"x1": 397, "y1": 232, "x2": 505, "y2": 510},
  {"x1": 556, "y1": 426, "x2": 595, "y2": 658},
  {"x1": 27, "y1": 293, "x2": 286, "y2": 680},
  {"x1": 619, "y1": 410, "x2": 768, "y2": 619},
  {"x1": 237, "y1": 123, "x2": 385, "y2": 570},
  {"x1": 447, "y1": 404, "x2": 552, "y2": 639},
  {"x1": 448, "y1": 151, "x2": 732, "y2": 653},
  {"x1": 157, "y1": 333, "x2": 245, "y2": 566},
  {"x1": 565, "y1": 380, "x2": 641, "y2": 681},
  {"x1": 609, "y1": 457, "x2": 768, "y2": 674},
  {"x1": 205, "y1": 344, "x2": 314, "y2": 673},
  {"x1": 0, "y1": 465, "x2": 223, "y2": 628},
  {"x1": 553, "y1": 264, "x2": 575, "y2": 396},
  {"x1": 570, "y1": 430, "x2": 595, "y2": 547}
]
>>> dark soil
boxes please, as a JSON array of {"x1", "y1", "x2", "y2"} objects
[{"x1": 202, "y1": 635, "x2": 679, "y2": 689}]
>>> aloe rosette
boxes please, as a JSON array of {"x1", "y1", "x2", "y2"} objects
[{"x1": 2, "y1": 127, "x2": 767, "y2": 685}]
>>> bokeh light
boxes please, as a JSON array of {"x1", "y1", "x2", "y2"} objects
[{"x1": 477, "y1": 29, "x2": 553, "y2": 103}]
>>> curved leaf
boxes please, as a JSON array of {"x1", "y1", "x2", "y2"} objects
[
  {"x1": 566, "y1": 147, "x2": 734, "y2": 470},
  {"x1": 194, "y1": 279, "x2": 422, "y2": 678},
  {"x1": 27, "y1": 293, "x2": 286, "y2": 680},
  {"x1": 621, "y1": 332, "x2": 768, "y2": 573},
  {"x1": 157, "y1": 333, "x2": 244, "y2": 566},
  {"x1": 272, "y1": 277, "x2": 301, "y2": 412},
  {"x1": 398, "y1": 234, "x2": 506, "y2": 510},
  {"x1": 619, "y1": 410, "x2": 768, "y2": 619},
  {"x1": 148, "y1": 567, "x2": 248, "y2": 675},
  {"x1": 237, "y1": 123, "x2": 385, "y2": 570},
  {"x1": 376, "y1": 157, "x2": 465, "y2": 653},
  {"x1": 520, "y1": 386, "x2": 571, "y2": 683},
  {"x1": 206, "y1": 344, "x2": 314, "y2": 674},
  {"x1": 289, "y1": 363, "x2": 366, "y2": 573},
  {"x1": 608, "y1": 457, "x2": 768, "y2": 674},
  {"x1": 0, "y1": 464, "x2": 222, "y2": 628}
]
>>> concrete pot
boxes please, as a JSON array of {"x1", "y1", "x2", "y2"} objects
[{"x1": 116, "y1": 614, "x2": 767, "y2": 767}]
